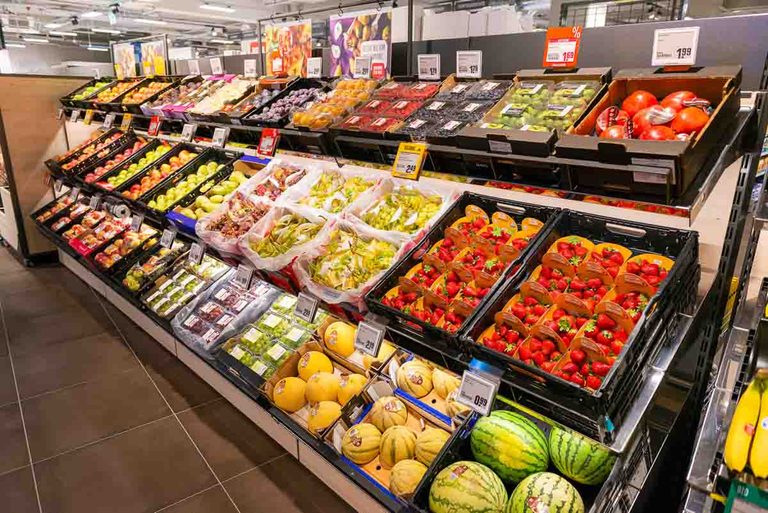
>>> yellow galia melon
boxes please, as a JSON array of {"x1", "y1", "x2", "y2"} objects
[
  {"x1": 341, "y1": 422, "x2": 381, "y2": 464},
  {"x1": 432, "y1": 369, "x2": 460, "y2": 399},
  {"x1": 379, "y1": 425, "x2": 416, "y2": 469},
  {"x1": 415, "y1": 427, "x2": 450, "y2": 465},
  {"x1": 324, "y1": 321, "x2": 356, "y2": 357},
  {"x1": 307, "y1": 401, "x2": 341, "y2": 433},
  {"x1": 445, "y1": 389, "x2": 471, "y2": 418},
  {"x1": 298, "y1": 351, "x2": 333, "y2": 381},
  {"x1": 337, "y1": 373, "x2": 367, "y2": 406},
  {"x1": 396, "y1": 360, "x2": 434, "y2": 398},
  {"x1": 305, "y1": 372, "x2": 340, "y2": 403},
  {"x1": 390, "y1": 459, "x2": 428, "y2": 496},
  {"x1": 369, "y1": 396, "x2": 408, "y2": 432},
  {"x1": 273, "y1": 377, "x2": 307, "y2": 413}
]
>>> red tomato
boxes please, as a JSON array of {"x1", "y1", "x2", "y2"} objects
[
  {"x1": 600, "y1": 125, "x2": 630, "y2": 139},
  {"x1": 631, "y1": 105, "x2": 677, "y2": 137},
  {"x1": 660, "y1": 90, "x2": 697, "y2": 111},
  {"x1": 670, "y1": 107, "x2": 710, "y2": 135},
  {"x1": 639, "y1": 125, "x2": 677, "y2": 140},
  {"x1": 595, "y1": 107, "x2": 629, "y2": 135},
  {"x1": 621, "y1": 90, "x2": 658, "y2": 118}
]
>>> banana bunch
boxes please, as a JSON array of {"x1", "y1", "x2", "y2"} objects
[{"x1": 724, "y1": 368, "x2": 768, "y2": 477}]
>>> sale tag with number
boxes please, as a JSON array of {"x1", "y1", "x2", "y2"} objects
[
  {"x1": 418, "y1": 54, "x2": 441, "y2": 81},
  {"x1": 188, "y1": 242, "x2": 205, "y2": 265},
  {"x1": 258, "y1": 128, "x2": 280, "y2": 156},
  {"x1": 543, "y1": 26, "x2": 582, "y2": 68},
  {"x1": 456, "y1": 51, "x2": 482, "y2": 78},
  {"x1": 393, "y1": 142, "x2": 427, "y2": 180},
  {"x1": 306, "y1": 57, "x2": 322, "y2": 78},
  {"x1": 160, "y1": 228, "x2": 176, "y2": 248},
  {"x1": 652, "y1": 26, "x2": 700, "y2": 67},
  {"x1": 456, "y1": 370, "x2": 499, "y2": 416},
  {"x1": 102, "y1": 112, "x2": 116, "y2": 129},
  {"x1": 233, "y1": 264, "x2": 254, "y2": 289},
  {"x1": 212, "y1": 127, "x2": 229, "y2": 148},
  {"x1": 70, "y1": 109, "x2": 82, "y2": 123},
  {"x1": 354, "y1": 57, "x2": 372, "y2": 78},
  {"x1": 120, "y1": 114, "x2": 133, "y2": 132},
  {"x1": 354, "y1": 321, "x2": 385, "y2": 357},
  {"x1": 210, "y1": 57, "x2": 224, "y2": 75},
  {"x1": 148, "y1": 116, "x2": 162, "y2": 136},
  {"x1": 130, "y1": 213, "x2": 144, "y2": 232},
  {"x1": 83, "y1": 109, "x2": 95, "y2": 125},
  {"x1": 181, "y1": 124, "x2": 198, "y2": 142},
  {"x1": 295, "y1": 292, "x2": 319, "y2": 324}
]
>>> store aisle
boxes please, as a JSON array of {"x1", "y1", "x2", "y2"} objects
[{"x1": 0, "y1": 249, "x2": 356, "y2": 513}]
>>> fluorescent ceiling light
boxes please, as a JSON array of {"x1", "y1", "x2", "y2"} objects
[
  {"x1": 5, "y1": 43, "x2": 26, "y2": 48},
  {"x1": 87, "y1": 46, "x2": 110, "y2": 52},
  {"x1": 44, "y1": 22, "x2": 64, "y2": 28},
  {"x1": 3, "y1": 27, "x2": 40, "y2": 34},
  {"x1": 23, "y1": 38, "x2": 49, "y2": 43},
  {"x1": 92, "y1": 28, "x2": 121, "y2": 34},
  {"x1": 132, "y1": 18, "x2": 168, "y2": 25},
  {"x1": 49, "y1": 31, "x2": 78, "y2": 37},
  {"x1": 81, "y1": 11, "x2": 103, "y2": 18},
  {"x1": 200, "y1": 3, "x2": 235, "y2": 13},
  {"x1": 210, "y1": 38, "x2": 237, "y2": 44}
]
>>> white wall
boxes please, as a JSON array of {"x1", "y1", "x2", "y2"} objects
[{"x1": 1, "y1": 44, "x2": 111, "y2": 76}]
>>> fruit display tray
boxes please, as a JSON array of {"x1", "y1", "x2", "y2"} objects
[
  {"x1": 60, "y1": 78, "x2": 116, "y2": 109},
  {"x1": 365, "y1": 192, "x2": 560, "y2": 354},
  {"x1": 92, "y1": 77, "x2": 149, "y2": 112},
  {"x1": 461, "y1": 210, "x2": 699, "y2": 443},
  {"x1": 90, "y1": 138, "x2": 164, "y2": 191},
  {"x1": 241, "y1": 78, "x2": 329, "y2": 128},
  {"x1": 71, "y1": 133, "x2": 145, "y2": 185},
  {"x1": 45, "y1": 128, "x2": 125, "y2": 177},
  {"x1": 120, "y1": 76, "x2": 180, "y2": 115},
  {"x1": 114, "y1": 142, "x2": 206, "y2": 197}
]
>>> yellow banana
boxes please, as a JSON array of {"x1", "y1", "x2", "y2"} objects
[
  {"x1": 749, "y1": 370, "x2": 768, "y2": 478},
  {"x1": 724, "y1": 375, "x2": 763, "y2": 472}
]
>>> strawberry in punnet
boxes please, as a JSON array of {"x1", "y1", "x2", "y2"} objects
[
  {"x1": 434, "y1": 271, "x2": 466, "y2": 302},
  {"x1": 412, "y1": 303, "x2": 445, "y2": 326},
  {"x1": 589, "y1": 247, "x2": 626, "y2": 278},
  {"x1": 382, "y1": 288, "x2": 420, "y2": 315},
  {"x1": 537, "y1": 265, "x2": 572, "y2": 297},
  {"x1": 456, "y1": 284, "x2": 491, "y2": 308},
  {"x1": 432, "y1": 237, "x2": 460, "y2": 265},
  {"x1": 477, "y1": 224, "x2": 513, "y2": 246},
  {"x1": 480, "y1": 323, "x2": 523, "y2": 356},
  {"x1": 581, "y1": 315, "x2": 631, "y2": 357},
  {"x1": 546, "y1": 309, "x2": 589, "y2": 347},
  {"x1": 460, "y1": 248, "x2": 506, "y2": 277},
  {"x1": 509, "y1": 294, "x2": 550, "y2": 327},
  {"x1": 613, "y1": 291, "x2": 649, "y2": 322},
  {"x1": 517, "y1": 329, "x2": 564, "y2": 373},
  {"x1": 454, "y1": 216, "x2": 488, "y2": 239},
  {"x1": 570, "y1": 277, "x2": 610, "y2": 311},
  {"x1": 409, "y1": 263, "x2": 442, "y2": 288},
  {"x1": 441, "y1": 310, "x2": 465, "y2": 333},
  {"x1": 625, "y1": 258, "x2": 670, "y2": 289},
  {"x1": 553, "y1": 237, "x2": 591, "y2": 267}
]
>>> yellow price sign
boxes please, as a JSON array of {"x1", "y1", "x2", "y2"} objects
[
  {"x1": 153, "y1": 56, "x2": 167, "y2": 76},
  {"x1": 392, "y1": 142, "x2": 427, "y2": 180},
  {"x1": 120, "y1": 114, "x2": 133, "y2": 132},
  {"x1": 83, "y1": 109, "x2": 95, "y2": 125}
]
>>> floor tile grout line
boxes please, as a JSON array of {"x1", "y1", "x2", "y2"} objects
[
  {"x1": 0, "y1": 299, "x2": 44, "y2": 513},
  {"x1": 220, "y1": 452, "x2": 289, "y2": 485},
  {"x1": 175, "y1": 396, "x2": 223, "y2": 415},
  {"x1": 16, "y1": 364, "x2": 142, "y2": 405},
  {"x1": 95, "y1": 289, "x2": 244, "y2": 513},
  {"x1": 0, "y1": 462, "x2": 33, "y2": 480},
  {"x1": 150, "y1": 483, "x2": 222, "y2": 513}
]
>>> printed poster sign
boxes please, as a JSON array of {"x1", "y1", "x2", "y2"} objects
[
  {"x1": 264, "y1": 20, "x2": 313, "y2": 77},
  {"x1": 329, "y1": 8, "x2": 392, "y2": 78}
]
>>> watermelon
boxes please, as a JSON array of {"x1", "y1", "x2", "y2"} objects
[
  {"x1": 470, "y1": 411, "x2": 549, "y2": 483},
  {"x1": 505, "y1": 472, "x2": 584, "y2": 513},
  {"x1": 549, "y1": 425, "x2": 616, "y2": 485},
  {"x1": 429, "y1": 461, "x2": 507, "y2": 513}
]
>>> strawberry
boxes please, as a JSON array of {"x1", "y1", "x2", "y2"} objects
[
  {"x1": 446, "y1": 282, "x2": 460, "y2": 297},
  {"x1": 596, "y1": 330, "x2": 614, "y2": 346},
  {"x1": 542, "y1": 340, "x2": 556, "y2": 355},
  {"x1": 609, "y1": 252, "x2": 624, "y2": 265},
  {"x1": 552, "y1": 308, "x2": 565, "y2": 320},
  {"x1": 529, "y1": 339, "x2": 542, "y2": 352},
  {"x1": 580, "y1": 363, "x2": 590, "y2": 376},
  {"x1": 505, "y1": 330, "x2": 520, "y2": 344},
  {"x1": 556, "y1": 278, "x2": 569, "y2": 291},
  {"x1": 541, "y1": 361, "x2": 555, "y2": 372},
  {"x1": 532, "y1": 352, "x2": 545, "y2": 366},
  {"x1": 570, "y1": 349, "x2": 586, "y2": 365},
  {"x1": 596, "y1": 313, "x2": 616, "y2": 330},
  {"x1": 586, "y1": 375, "x2": 602, "y2": 389},
  {"x1": 592, "y1": 362, "x2": 611, "y2": 376},
  {"x1": 533, "y1": 304, "x2": 547, "y2": 316},
  {"x1": 518, "y1": 347, "x2": 532, "y2": 361},
  {"x1": 626, "y1": 262, "x2": 641, "y2": 274},
  {"x1": 570, "y1": 374, "x2": 585, "y2": 386},
  {"x1": 563, "y1": 362, "x2": 579, "y2": 374},
  {"x1": 611, "y1": 340, "x2": 624, "y2": 355},
  {"x1": 587, "y1": 278, "x2": 602, "y2": 289},
  {"x1": 512, "y1": 304, "x2": 527, "y2": 319},
  {"x1": 524, "y1": 296, "x2": 538, "y2": 307}
]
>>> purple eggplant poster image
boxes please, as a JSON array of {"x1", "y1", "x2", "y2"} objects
[{"x1": 329, "y1": 9, "x2": 392, "y2": 77}]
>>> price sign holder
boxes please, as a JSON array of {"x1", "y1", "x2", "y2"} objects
[
  {"x1": 652, "y1": 26, "x2": 700, "y2": 68},
  {"x1": 120, "y1": 114, "x2": 133, "y2": 132},
  {"x1": 456, "y1": 368, "x2": 500, "y2": 416},
  {"x1": 212, "y1": 127, "x2": 230, "y2": 148},
  {"x1": 89, "y1": 194, "x2": 102, "y2": 210},
  {"x1": 354, "y1": 320, "x2": 385, "y2": 357},
  {"x1": 392, "y1": 142, "x2": 427, "y2": 180},
  {"x1": 102, "y1": 112, "x2": 116, "y2": 130},
  {"x1": 188, "y1": 242, "x2": 205, "y2": 265},
  {"x1": 69, "y1": 186, "x2": 81, "y2": 201},
  {"x1": 456, "y1": 51, "x2": 482, "y2": 79},
  {"x1": 130, "y1": 213, "x2": 144, "y2": 232},
  {"x1": 418, "y1": 54, "x2": 441, "y2": 81},
  {"x1": 181, "y1": 123, "x2": 198, "y2": 142},
  {"x1": 243, "y1": 59, "x2": 258, "y2": 78},
  {"x1": 210, "y1": 57, "x2": 224, "y2": 75},
  {"x1": 295, "y1": 292, "x2": 319, "y2": 324},
  {"x1": 83, "y1": 109, "x2": 95, "y2": 125},
  {"x1": 70, "y1": 109, "x2": 81, "y2": 123},
  {"x1": 188, "y1": 60, "x2": 201, "y2": 75},
  {"x1": 57, "y1": 108, "x2": 64, "y2": 120},
  {"x1": 160, "y1": 228, "x2": 177, "y2": 248},
  {"x1": 257, "y1": 128, "x2": 280, "y2": 156},
  {"x1": 233, "y1": 264, "x2": 255, "y2": 289},
  {"x1": 354, "y1": 56, "x2": 372, "y2": 78},
  {"x1": 725, "y1": 480, "x2": 768, "y2": 512},
  {"x1": 148, "y1": 116, "x2": 162, "y2": 136},
  {"x1": 543, "y1": 26, "x2": 582, "y2": 69},
  {"x1": 306, "y1": 57, "x2": 322, "y2": 78}
]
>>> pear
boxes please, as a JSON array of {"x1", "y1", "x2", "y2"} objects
[{"x1": 209, "y1": 195, "x2": 224, "y2": 204}]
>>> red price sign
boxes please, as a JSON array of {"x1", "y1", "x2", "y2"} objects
[
  {"x1": 543, "y1": 26, "x2": 582, "y2": 68},
  {"x1": 148, "y1": 116, "x2": 162, "y2": 136},
  {"x1": 258, "y1": 128, "x2": 280, "y2": 156},
  {"x1": 371, "y1": 62, "x2": 387, "y2": 80}
]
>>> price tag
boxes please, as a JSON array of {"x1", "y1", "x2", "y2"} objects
[
  {"x1": 354, "y1": 56, "x2": 372, "y2": 78},
  {"x1": 210, "y1": 57, "x2": 224, "y2": 75},
  {"x1": 257, "y1": 128, "x2": 280, "y2": 156},
  {"x1": 83, "y1": 109, "x2": 95, "y2": 125},
  {"x1": 54, "y1": 179, "x2": 63, "y2": 193},
  {"x1": 160, "y1": 228, "x2": 176, "y2": 248},
  {"x1": 120, "y1": 114, "x2": 133, "y2": 132},
  {"x1": 212, "y1": 127, "x2": 229, "y2": 148},
  {"x1": 188, "y1": 60, "x2": 201, "y2": 74},
  {"x1": 456, "y1": 51, "x2": 482, "y2": 78},
  {"x1": 57, "y1": 108, "x2": 64, "y2": 120},
  {"x1": 102, "y1": 112, "x2": 116, "y2": 130},
  {"x1": 130, "y1": 213, "x2": 144, "y2": 232},
  {"x1": 69, "y1": 186, "x2": 80, "y2": 201},
  {"x1": 294, "y1": 292, "x2": 319, "y2": 323},
  {"x1": 392, "y1": 142, "x2": 427, "y2": 180},
  {"x1": 542, "y1": 26, "x2": 582, "y2": 68},
  {"x1": 70, "y1": 109, "x2": 81, "y2": 123},
  {"x1": 456, "y1": 370, "x2": 499, "y2": 416},
  {"x1": 233, "y1": 264, "x2": 254, "y2": 289},
  {"x1": 418, "y1": 54, "x2": 441, "y2": 81},
  {"x1": 354, "y1": 321, "x2": 385, "y2": 357},
  {"x1": 89, "y1": 194, "x2": 102, "y2": 209},
  {"x1": 148, "y1": 116, "x2": 162, "y2": 136},
  {"x1": 306, "y1": 57, "x2": 322, "y2": 78},
  {"x1": 725, "y1": 480, "x2": 768, "y2": 512},
  {"x1": 371, "y1": 61, "x2": 386, "y2": 80},
  {"x1": 652, "y1": 26, "x2": 700, "y2": 67},
  {"x1": 181, "y1": 123, "x2": 198, "y2": 142},
  {"x1": 243, "y1": 59, "x2": 258, "y2": 78},
  {"x1": 188, "y1": 242, "x2": 205, "y2": 265}
]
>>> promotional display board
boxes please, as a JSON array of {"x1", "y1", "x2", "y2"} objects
[
  {"x1": 112, "y1": 42, "x2": 138, "y2": 78},
  {"x1": 112, "y1": 36, "x2": 169, "y2": 77},
  {"x1": 264, "y1": 20, "x2": 313, "y2": 77},
  {"x1": 328, "y1": 8, "x2": 392, "y2": 78}
]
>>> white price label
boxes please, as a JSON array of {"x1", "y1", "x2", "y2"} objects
[
  {"x1": 57, "y1": 108, "x2": 64, "y2": 120},
  {"x1": 243, "y1": 59, "x2": 258, "y2": 78},
  {"x1": 546, "y1": 40, "x2": 578, "y2": 65},
  {"x1": 652, "y1": 27, "x2": 700, "y2": 66},
  {"x1": 130, "y1": 213, "x2": 144, "y2": 232},
  {"x1": 394, "y1": 151, "x2": 420, "y2": 176},
  {"x1": 456, "y1": 51, "x2": 482, "y2": 79},
  {"x1": 306, "y1": 57, "x2": 322, "y2": 78},
  {"x1": 69, "y1": 186, "x2": 80, "y2": 201},
  {"x1": 354, "y1": 56, "x2": 372, "y2": 78},
  {"x1": 212, "y1": 127, "x2": 229, "y2": 148},
  {"x1": 418, "y1": 54, "x2": 441, "y2": 81},
  {"x1": 233, "y1": 264, "x2": 254, "y2": 289},
  {"x1": 181, "y1": 124, "x2": 197, "y2": 142},
  {"x1": 54, "y1": 179, "x2": 63, "y2": 193},
  {"x1": 188, "y1": 60, "x2": 201, "y2": 74},
  {"x1": 102, "y1": 112, "x2": 116, "y2": 130},
  {"x1": 210, "y1": 57, "x2": 224, "y2": 75},
  {"x1": 354, "y1": 321, "x2": 385, "y2": 357},
  {"x1": 456, "y1": 370, "x2": 499, "y2": 416},
  {"x1": 160, "y1": 228, "x2": 176, "y2": 249},
  {"x1": 294, "y1": 292, "x2": 319, "y2": 324},
  {"x1": 70, "y1": 109, "x2": 81, "y2": 123},
  {"x1": 188, "y1": 242, "x2": 205, "y2": 265},
  {"x1": 89, "y1": 194, "x2": 102, "y2": 209}
]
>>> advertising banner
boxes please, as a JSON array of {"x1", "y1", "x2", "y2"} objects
[
  {"x1": 264, "y1": 20, "x2": 313, "y2": 77},
  {"x1": 329, "y1": 9, "x2": 392, "y2": 78}
]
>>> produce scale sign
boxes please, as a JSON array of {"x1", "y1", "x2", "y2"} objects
[
  {"x1": 329, "y1": 8, "x2": 392, "y2": 78},
  {"x1": 264, "y1": 20, "x2": 313, "y2": 77}
]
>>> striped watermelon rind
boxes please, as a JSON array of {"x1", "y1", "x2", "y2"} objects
[
  {"x1": 470, "y1": 410, "x2": 549, "y2": 483},
  {"x1": 549, "y1": 426, "x2": 617, "y2": 486},
  {"x1": 429, "y1": 461, "x2": 508, "y2": 513},
  {"x1": 505, "y1": 472, "x2": 585, "y2": 513}
]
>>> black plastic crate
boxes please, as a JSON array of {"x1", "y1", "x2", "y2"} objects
[
  {"x1": 237, "y1": 77, "x2": 325, "y2": 127},
  {"x1": 60, "y1": 78, "x2": 116, "y2": 109},
  {"x1": 45, "y1": 128, "x2": 125, "y2": 176},
  {"x1": 109, "y1": 238, "x2": 191, "y2": 298},
  {"x1": 114, "y1": 143, "x2": 207, "y2": 200},
  {"x1": 72, "y1": 133, "x2": 147, "y2": 185},
  {"x1": 365, "y1": 192, "x2": 561, "y2": 354},
  {"x1": 118, "y1": 76, "x2": 180, "y2": 114},
  {"x1": 88, "y1": 138, "x2": 163, "y2": 192},
  {"x1": 460, "y1": 209, "x2": 699, "y2": 443}
]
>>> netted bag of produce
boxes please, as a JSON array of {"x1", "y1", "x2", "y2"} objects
[
  {"x1": 195, "y1": 192, "x2": 272, "y2": 255},
  {"x1": 280, "y1": 165, "x2": 383, "y2": 216},
  {"x1": 238, "y1": 204, "x2": 332, "y2": 271},
  {"x1": 238, "y1": 158, "x2": 317, "y2": 203},
  {"x1": 292, "y1": 218, "x2": 407, "y2": 309}
]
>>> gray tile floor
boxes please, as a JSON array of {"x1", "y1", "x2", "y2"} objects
[{"x1": 0, "y1": 248, "x2": 356, "y2": 513}]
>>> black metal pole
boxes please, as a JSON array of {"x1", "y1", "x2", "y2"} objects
[{"x1": 258, "y1": 21, "x2": 264, "y2": 76}]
